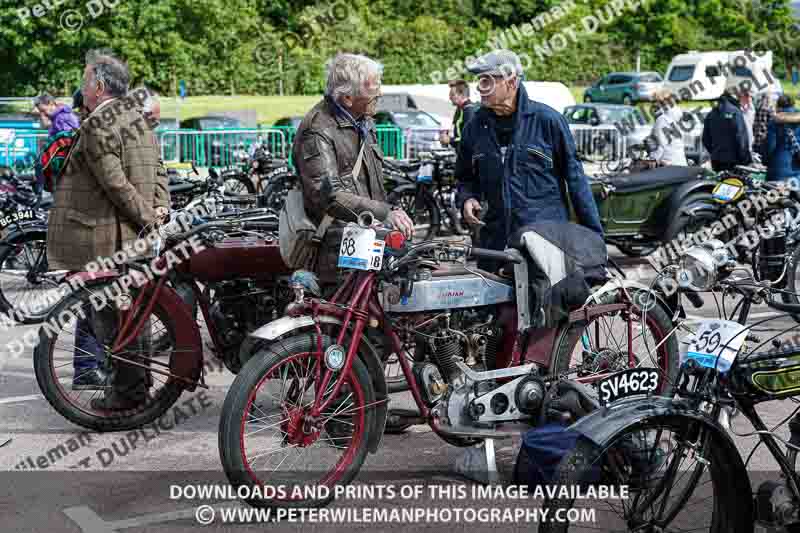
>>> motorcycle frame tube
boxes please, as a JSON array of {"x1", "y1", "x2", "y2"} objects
[
  {"x1": 310, "y1": 271, "x2": 375, "y2": 418},
  {"x1": 290, "y1": 272, "x2": 433, "y2": 422}
]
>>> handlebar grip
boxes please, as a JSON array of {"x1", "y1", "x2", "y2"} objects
[
  {"x1": 469, "y1": 247, "x2": 522, "y2": 264},
  {"x1": 766, "y1": 294, "x2": 800, "y2": 315}
]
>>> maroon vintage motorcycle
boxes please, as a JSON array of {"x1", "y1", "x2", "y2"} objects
[
  {"x1": 217, "y1": 213, "x2": 679, "y2": 509},
  {"x1": 33, "y1": 214, "x2": 295, "y2": 431}
]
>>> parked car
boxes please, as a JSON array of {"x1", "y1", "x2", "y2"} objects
[
  {"x1": 179, "y1": 116, "x2": 254, "y2": 167},
  {"x1": 583, "y1": 72, "x2": 664, "y2": 104},
  {"x1": 154, "y1": 117, "x2": 179, "y2": 162},
  {"x1": 373, "y1": 109, "x2": 443, "y2": 158},
  {"x1": 564, "y1": 104, "x2": 651, "y2": 160},
  {"x1": 0, "y1": 115, "x2": 45, "y2": 172},
  {"x1": 273, "y1": 116, "x2": 303, "y2": 130}
]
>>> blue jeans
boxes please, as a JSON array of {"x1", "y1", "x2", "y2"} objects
[{"x1": 73, "y1": 304, "x2": 103, "y2": 373}]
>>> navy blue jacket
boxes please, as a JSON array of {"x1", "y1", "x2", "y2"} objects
[
  {"x1": 455, "y1": 84, "x2": 603, "y2": 255},
  {"x1": 702, "y1": 93, "x2": 752, "y2": 168},
  {"x1": 765, "y1": 106, "x2": 800, "y2": 181}
]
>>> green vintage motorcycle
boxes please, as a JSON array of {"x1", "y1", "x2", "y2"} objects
[{"x1": 586, "y1": 165, "x2": 718, "y2": 257}]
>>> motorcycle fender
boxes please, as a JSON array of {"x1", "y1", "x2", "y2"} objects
[
  {"x1": 390, "y1": 183, "x2": 418, "y2": 196},
  {"x1": 650, "y1": 180, "x2": 717, "y2": 233},
  {"x1": 247, "y1": 315, "x2": 389, "y2": 454},
  {"x1": 2, "y1": 224, "x2": 47, "y2": 246},
  {"x1": 588, "y1": 278, "x2": 672, "y2": 316},
  {"x1": 64, "y1": 276, "x2": 204, "y2": 390},
  {"x1": 569, "y1": 396, "x2": 750, "y2": 494}
]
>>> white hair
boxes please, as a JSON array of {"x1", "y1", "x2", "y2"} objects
[{"x1": 325, "y1": 53, "x2": 383, "y2": 102}]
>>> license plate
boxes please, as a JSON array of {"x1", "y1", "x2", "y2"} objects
[
  {"x1": 0, "y1": 209, "x2": 35, "y2": 230},
  {"x1": 337, "y1": 223, "x2": 385, "y2": 271},
  {"x1": 597, "y1": 368, "x2": 661, "y2": 406},
  {"x1": 712, "y1": 182, "x2": 743, "y2": 202},
  {"x1": 681, "y1": 319, "x2": 747, "y2": 373}
]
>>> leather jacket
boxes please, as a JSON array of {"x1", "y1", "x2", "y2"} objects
[{"x1": 292, "y1": 97, "x2": 391, "y2": 282}]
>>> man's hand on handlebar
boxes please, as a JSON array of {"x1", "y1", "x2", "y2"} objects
[
  {"x1": 463, "y1": 198, "x2": 483, "y2": 226},
  {"x1": 387, "y1": 208, "x2": 414, "y2": 240}
]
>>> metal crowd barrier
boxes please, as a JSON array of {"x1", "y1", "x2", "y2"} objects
[
  {"x1": 157, "y1": 128, "x2": 287, "y2": 168},
  {"x1": 569, "y1": 125, "x2": 627, "y2": 162},
  {"x1": 401, "y1": 128, "x2": 444, "y2": 159}
]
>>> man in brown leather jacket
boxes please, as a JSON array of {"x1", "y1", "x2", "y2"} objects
[{"x1": 293, "y1": 53, "x2": 413, "y2": 284}]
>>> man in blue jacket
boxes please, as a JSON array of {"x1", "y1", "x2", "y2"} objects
[
  {"x1": 702, "y1": 88, "x2": 753, "y2": 172},
  {"x1": 456, "y1": 50, "x2": 603, "y2": 271}
]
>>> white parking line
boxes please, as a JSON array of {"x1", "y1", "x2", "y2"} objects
[
  {"x1": 0, "y1": 394, "x2": 42, "y2": 405},
  {"x1": 64, "y1": 503, "x2": 245, "y2": 532}
]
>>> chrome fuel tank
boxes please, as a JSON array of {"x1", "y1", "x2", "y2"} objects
[{"x1": 381, "y1": 273, "x2": 514, "y2": 313}]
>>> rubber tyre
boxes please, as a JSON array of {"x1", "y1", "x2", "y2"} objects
[
  {"x1": 538, "y1": 416, "x2": 749, "y2": 533},
  {"x1": 781, "y1": 245, "x2": 800, "y2": 322},
  {"x1": 224, "y1": 175, "x2": 255, "y2": 196},
  {"x1": 219, "y1": 333, "x2": 376, "y2": 509},
  {"x1": 662, "y1": 192, "x2": 718, "y2": 245},
  {"x1": 550, "y1": 289, "x2": 679, "y2": 396},
  {"x1": 33, "y1": 280, "x2": 184, "y2": 432},
  {"x1": 0, "y1": 232, "x2": 59, "y2": 324},
  {"x1": 387, "y1": 189, "x2": 440, "y2": 242}
]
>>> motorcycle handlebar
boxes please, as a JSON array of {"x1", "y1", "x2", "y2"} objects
[
  {"x1": 766, "y1": 293, "x2": 800, "y2": 315},
  {"x1": 468, "y1": 247, "x2": 523, "y2": 264}
]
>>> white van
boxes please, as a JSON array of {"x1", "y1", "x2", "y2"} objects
[{"x1": 663, "y1": 50, "x2": 781, "y2": 101}]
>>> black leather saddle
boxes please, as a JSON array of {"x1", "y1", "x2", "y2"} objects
[{"x1": 603, "y1": 165, "x2": 706, "y2": 194}]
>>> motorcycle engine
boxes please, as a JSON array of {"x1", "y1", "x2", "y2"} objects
[
  {"x1": 208, "y1": 280, "x2": 288, "y2": 372},
  {"x1": 412, "y1": 310, "x2": 545, "y2": 429},
  {"x1": 756, "y1": 480, "x2": 800, "y2": 528}
]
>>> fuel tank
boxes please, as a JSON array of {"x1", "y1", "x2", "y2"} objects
[
  {"x1": 381, "y1": 271, "x2": 514, "y2": 313},
  {"x1": 180, "y1": 235, "x2": 290, "y2": 282}
]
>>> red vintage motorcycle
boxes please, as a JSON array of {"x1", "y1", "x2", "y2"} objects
[
  {"x1": 33, "y1": 214, "x2": 295, "y2": 431},
  {"x1": 217, "y1": 214, "x2": 679, "y2": 509}
]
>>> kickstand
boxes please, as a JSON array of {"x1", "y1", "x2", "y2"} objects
[{"x1": 484, "y1": 438, "x2": 499, "y2": 484}]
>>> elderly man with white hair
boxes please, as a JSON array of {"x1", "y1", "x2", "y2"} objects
[{"x1": 292, "y1": 52, "x2": 414, "y2": 285}]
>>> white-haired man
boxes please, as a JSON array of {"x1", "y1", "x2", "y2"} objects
[{"x1": 292, "y1": 52, "x2": 414, "y2": 284}]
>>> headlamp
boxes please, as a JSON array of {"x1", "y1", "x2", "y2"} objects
[{"x1": 677, "y1": 240, "x2": 732, "y2": 291}]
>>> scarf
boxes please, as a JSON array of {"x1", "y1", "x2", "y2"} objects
[{"x1": 326, "y1": 95, "x2": 370, "y2": 140}]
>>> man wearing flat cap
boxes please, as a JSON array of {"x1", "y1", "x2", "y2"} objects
[{"x1": 456, "y1": 49, "x2": 602, "y2": 271}]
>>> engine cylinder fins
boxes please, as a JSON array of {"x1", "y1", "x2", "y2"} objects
[
  {"x1": 482, "y1": 328, "x2": 500, "y2": 370},
  {"x1": 432, "y1": 337, "x2": 463, "y2": 382}
]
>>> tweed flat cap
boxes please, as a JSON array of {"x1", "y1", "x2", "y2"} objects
[{"x1": 466, "y1": 49, "x2": 523, "y2": 77}]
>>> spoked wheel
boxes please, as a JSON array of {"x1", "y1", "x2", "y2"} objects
[
  {"x1": 33, "y1": 280, "x2": 184, "y2": 431},
  {"x1": 551, "y1": 290, "x2": 679, "y2": 395},
  {"x1": 538, "y1": 416, "x2": 747, "y2": 532},
  {"x1": 388, "y1": 189, "x2": 439, "y2": 242},
  {"x1": 0, "y1": 235, "x2": 65, "y2": 323},
  {"x1": 224, "y1": 176, "x2": 255, "y2": 196},
  {"x1": 219, "y1": 333, "x2": 376, "y2": 509}
]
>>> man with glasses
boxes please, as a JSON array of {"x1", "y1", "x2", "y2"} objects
[
  {"x1": 456, "y1": 49, "x2": 603, "y2": 272},
  {"x1": 293, "y1": 53, "x2": 414, "y2": 286}
]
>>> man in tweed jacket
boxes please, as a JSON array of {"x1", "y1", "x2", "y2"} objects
[{"x1": 47, "y1": 49, "x2": 168, "y2": 408}]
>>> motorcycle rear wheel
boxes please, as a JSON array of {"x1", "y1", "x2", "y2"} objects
[
  {"x1": 550, "y1": 290, "x2": 679, "y2": 395},
  {"x1": 387, "y1": 189, "x2": 440, "y2": 242},
  {"x1": 0, "y1": 232, "x2": 64, "y2": 324},
  {"x1": 33, "y1": 280, "x2": 185, "y2": 431}
]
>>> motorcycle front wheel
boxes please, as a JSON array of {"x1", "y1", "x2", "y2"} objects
[
  {"x1": 219, "y1": 332, "x2": 375, "y2": 510},
  {"x1": 0, "y1": 232, "x2": 64, "y2": 324},
  {"x1": 537, "y1": 415, "x2": 748, "y2": 533}
]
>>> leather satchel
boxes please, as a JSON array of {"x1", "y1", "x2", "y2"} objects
[{"x1": 279, "y1": 140, "x2": 367, "y2": 270}]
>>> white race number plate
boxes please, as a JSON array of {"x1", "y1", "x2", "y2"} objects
[
  {"x1": 597, "y1": 368, "x2": 661, "y2": 405},
  {"x1": 337, "y1": 223, "x2": 385, "y2": 271},
  {"x1": 681, "y1": 319, "x2": 747, "y2": 373}
]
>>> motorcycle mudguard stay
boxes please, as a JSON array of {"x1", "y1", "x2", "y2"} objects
[
  {"x1": 65, "y1": 272, "x2": 204, "y2": 390},
  {"x1": 246, "y1": 316, "x2": 389, "y2": 454},
  {"x1": 644, "y1": 180, "x2": 717, "y2": 239},
  {"x1": 567, "y1": 395, "x2": 753, "y2": 522}
]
